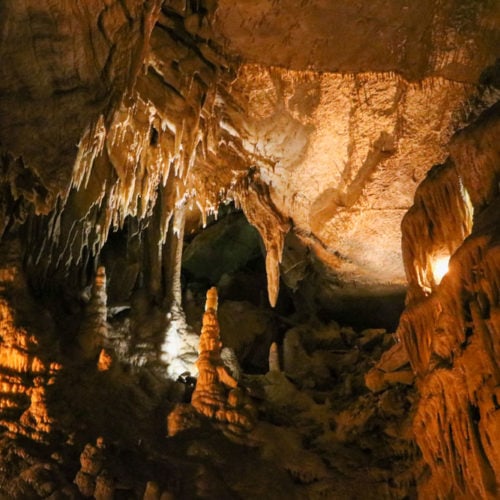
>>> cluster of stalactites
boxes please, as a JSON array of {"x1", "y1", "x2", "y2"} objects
[
  {"x1": 401, "y1": 160, "x2": 473, "y2": 302},
  {"x1": 401, "y1": 225, "x2": 500, "y2": 498},
  {"x1": 449, "y1": 101, "x2": 500, "y2": 211},
  {"x1": 26, "y1": 2, "x2": 230, "y2": 293},
  {"x1": 401, "y1": 102, "x2": 500, "y2": 305},
  {"x1": 20, "y1": 0, "x2": 294, "y2": 310},
  {"x1": 397, "y1": 103, "x2": 500, "y2": 499}
]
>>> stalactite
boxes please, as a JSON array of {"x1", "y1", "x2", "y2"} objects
[
  {"x1": 449, "y1": 101, "x2": 500, "y2": 211},
  {"x1": 72, "y1": 116, "x2": 108, "y2": 194},
  {"x1": 163, "y1": 202, "x2": 186, "y2": 308},
  {"x1": 234, "y1": 176, "x2": 290, "y2": 307},
  {"x1": 24, "y1": 2, "x2": 228, "y2": 290},
  {"x1": 399, "y1": 104, "x2": 500, "y2": 498},
  {"x1": 401, "y1": 160, "x2": 473, "y2": 301}
]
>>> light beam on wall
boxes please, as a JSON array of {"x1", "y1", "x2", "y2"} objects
[{"x1": 432, "y1": 256, "x2": 450, "y2": 284}]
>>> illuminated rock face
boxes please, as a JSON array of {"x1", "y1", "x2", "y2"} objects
[
  {"x1": 0, "y1": 239, "x2": 60, "y2": 443},
  {"x1": 1, "y1": 1, "x2": 498, "y2": 305},
  {"x1": 0, "y1": 0, "x2": 499, "y2": 497},
  {"x1": 399, "y1": 105, "x2": 500, "y2": 498}
]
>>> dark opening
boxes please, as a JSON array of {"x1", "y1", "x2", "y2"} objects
[{"x1": 150, "y1": 126, "x2": 159, "y2": 146}]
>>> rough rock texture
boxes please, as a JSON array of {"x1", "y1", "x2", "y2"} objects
[
  {"x1": 178, "y1": 287, "x2": 255, "y2": 433},
  {"x1": 222, "y1": 65, "x2": 484, "y2": 289},
  {"x1": 397, "y1": 104, "x2": 500, "y2": 498},
  {"x1": 0, "y1": 0, "x2": 499, "y2": 498},
  {"x1": 212, "y1": 0, "x2": 500, "y2": 82},
  {"x1": 1, "y1": 0, "x2": 498, "y2": 304},
  {"x1": 0, "y1": 238, "x2": 61, "y2": 444}
]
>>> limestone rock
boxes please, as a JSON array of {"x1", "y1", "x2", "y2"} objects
[
  {"x1": 161, "y1": 303, "x2": 199, "y2": 379},
  {"x1": 166, "y1": 403, "x2": 201, "y2": 437},
  {"x1": 75, "y1": 438, "x2": 108, "y2": 497},
  {"x1": 268, "y1": 342, "x2": 280, "y2": 372},
  {"x1": 375, "y1": 341, "x2": 410, "y2": 373},
  {"x1": 365, "y1": 341, "x2": 413, "y2": 392},
  {"x1": 399, "y1": 105, "x2": 500, "y2": 497},
  {"x1": 0, "y1": 1, "x2": 498, "y2": 498},
  {"x1": 283, "y1": 327, "x2": 312, "y2": 379},
  {"x1": 179, "y1": 288, "x2": 256, "y2": 433},
  {"x1": 218, "y1": 299, "x2": 276, "y2": 372},
  {"x1": 78, "y1": 266, "x2": 109, "y2": 360}
]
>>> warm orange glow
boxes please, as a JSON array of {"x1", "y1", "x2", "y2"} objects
[{"x1": 433, "y1": 256, "x2": 450, "y2": 283}]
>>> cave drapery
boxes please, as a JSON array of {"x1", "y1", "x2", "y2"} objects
[{"x1": 0, "y1": 0, "x2": 500, "y2": 498}]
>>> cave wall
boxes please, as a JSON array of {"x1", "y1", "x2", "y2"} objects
[
  {"x1": 399, "y1": 103, "x2": 500, "y2": 498},
  {"x1": 2, "y1": 0, "x2": 499, "y2": 307},
  {"x1": 0, "y1": 0, "x2": 499, "y2": 497}
]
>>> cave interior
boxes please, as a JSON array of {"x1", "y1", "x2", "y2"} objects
[{"x1": 0, "y1": 0, "x2": 500, "y2": 498}]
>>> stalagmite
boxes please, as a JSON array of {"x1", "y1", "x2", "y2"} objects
[
  {"x1": 78, "y1": 266, "x2": 109, "y2": 361},
  {"x1": 159, "y1": 203, "x2": 198, "y2": 378},
  {"x1": 74, "y1": 438, "x2": 108, "y2": 498},
  {"x1": 0, "y1": 0, "x2": 499, "y2": 497},
  {"x1": 190, "y1": 287, "x2": 255, "y2": 432},
  {"x1": 268, "y1": 342, "x2": 280, "y2": 372}
]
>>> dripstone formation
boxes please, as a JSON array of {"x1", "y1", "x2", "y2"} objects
[{"x1": 0, "y1": 0, "x2": 499, "y2": 498}]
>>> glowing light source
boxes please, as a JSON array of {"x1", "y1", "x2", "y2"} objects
[{"x1": 433, "y1": 256, "x2": 450, "y2": 284}]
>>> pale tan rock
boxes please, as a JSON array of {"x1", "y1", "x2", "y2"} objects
[
  {"x1": 79, "y1": 266, "x2": 109, "y2": 360},
  {"x1": 365, "y1": 368, "x2": 387, "y2": 393},
  {"x1": 220, "y1": 347, "x2": 241, "y2": 381},
  {"x1": 212, "y1": 0, "x2": 499, "y2": 82},
  {"x1": 235, "y1": 177, "x2": 290, "y2": 307},
  {"x1": 365, "y1": 367, "x2": 414, "y2": 393}
]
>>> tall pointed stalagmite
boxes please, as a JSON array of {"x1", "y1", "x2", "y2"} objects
[{"x1": 190, "y1": 287, "x2": 255, "y2": 431}]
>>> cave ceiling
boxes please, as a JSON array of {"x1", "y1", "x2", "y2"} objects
[{"x1": 1, "y1": 0, "x2": 499, "y2": 303}]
